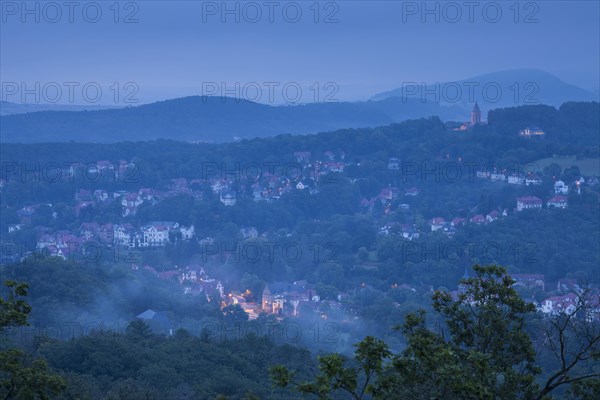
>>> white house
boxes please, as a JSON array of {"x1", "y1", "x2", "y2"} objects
[
  {"x1": 121, "y1": 192, "x2": 143, "y2": 208},
  {"x1": 554, "y1": 180, "x2": 569, "y2": 195},
  {"x1": 211, "y1": 180, "x2": 228, "y2": 194},
  {"x1": 486, "y1": 210, "x2": 500, "y2": 222},
  {"x1": 508, "y1": 175, "x2": 525, "y2": 185},
  {"x1": 525, "y1": 176, "x2": 543, "y2": 186},
  {"x1": 387, "y1": 158, "x2": 400, "y2": 170},
  {"x1": 142, "y1": 224, "x2": 170, "y2": 247},
  {"x1": 180, "y1": 225, "x2": 195, "y2": 240},
  {"x1": 401, "y1": 225, "x2": 419, "y2": 240},
  {"x1": 8, "y1": 224, "x2": 22, "y2": 233},
  {"x1": 490, "y1": 173, "x2": 506, "y2": 182},
  {"x1": 113, "y1": 224, "x2": 139, "y2": 248},
  {"x1": 94, "y1": 190, "x2": 109, "y2": 202},
  {"x1": 519, "y1": 126, "x2": 545, "y2": 137},
  {"x1": 220, "y1": 190, "x2": 236, "y2": 206},
  {"x1": 547, "y1": 195, "x2": 568, "y2": 209},
  {"x1": 540, "y1": 293, "x2": 578, "y2": 316},
  {"x1": 516, "y1": 196, "x2": 542, "y2": 211},
  {"x1": 429, "y1": 217, "x2": 445, "y2": 232}
]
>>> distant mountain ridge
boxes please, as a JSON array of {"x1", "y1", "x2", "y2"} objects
[
  {"x1": 371, "y1": 69, "x2": 598, "y2": 111},
  {"x1": 0, "y1": 101, "x2": 121, "y2": 116},
  {"x1": 0, "y1": 96, "x2": 465, "y2": 143},
  {"x1": 2, "y1": 69, "x2": 596, "y2": 144}
]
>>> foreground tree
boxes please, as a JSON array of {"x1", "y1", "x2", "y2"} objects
[
  {"x1": 271, "y1": 336, "x2": 390, "y2": 400},
  {"x1": 271, "y1": 265, "x2": 600, "y2": 399},
  {"x1": 535, "y1": 288, "x2": 600, "y2": 400},
  {"x1": 0, "y1": 281, "x2": 65, "y2": 400}
]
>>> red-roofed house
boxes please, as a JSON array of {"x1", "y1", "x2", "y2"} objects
[
  {"x1": 516, "y1": 196, "x2": 542, "y2": 211},
  {"x1": 451, "y1": 217, "x2": 466, "y2": 227},
  {"x1": 379, "y1": 188, "x2": 393, "y2": 201},
  {"x1": 429, "y1": 217, "x2": 445, "y2": 232},
  {"x1": 470, "y1": 214, "x2": 486, "y2": 224},
  {"x1": 547, "y1": 195, "x2": 568, "y2": 209},
  {"x1": 540, "y1": 293, "x2": 578, "y2": 315},
  {"x1": 142, "y1": 224, "x2": 170, "y2": 247},
  {"x1": 486, "y1": 210, "x2": 501, "y2": 222}
]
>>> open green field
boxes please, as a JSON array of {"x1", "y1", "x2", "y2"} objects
[{"x1": 534, "y1": 157, "x2": 600, "y2": 176}]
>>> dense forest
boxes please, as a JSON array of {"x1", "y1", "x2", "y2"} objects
[
  {"x1": 0, "y1": 277, "x2": 314, "y2": 399},
  {"x1": 1, "y1": 266, "x2": 599, "y2": 399}
]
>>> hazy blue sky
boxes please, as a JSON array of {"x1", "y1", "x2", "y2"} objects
[{"x1": 1, "y1": 1, "x2": 599, "y2": 104}]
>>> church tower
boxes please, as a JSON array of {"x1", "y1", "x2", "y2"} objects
[
  {"x1": 470, "y1": 102, "x2": 481, "y2": 125},
  {"x1": 262, "y1": 285, "x2": 272, "y2": 312}
]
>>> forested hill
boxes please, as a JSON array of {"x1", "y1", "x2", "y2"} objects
[
  {"x1": 0, "y1": 96, "x2": 465, "y2": 143},
  {"x1": 2, "y1": 102, "x2": 598, "y2": 164},
  {"x1": 488, "y1": 102, "x2": 600, "y2": 146}
]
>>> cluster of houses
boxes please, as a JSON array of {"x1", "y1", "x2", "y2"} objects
[
  {"x1": 514, "y1": 178, "x2": 585, "y2": 212},
  {"x1": 67, "y1": 159, "x2": 137, "y2": 178},
  {"x1": 223, "y1": 281, "x2": 331, "y2": 321},
  {"x1": 476, "y1": 169, "x2": 545, "y2": 185},
  {"x1": 476, "y1": 166, "x2": 597, "y2": 212},
  {"x1": 360, "y1": 185, "x2": 420, "y2": 215},
  {"x1": 132, "y1": 260, "x2": 342, "y2": 322},
  {"x1": 33, "y1": 221, "x2": 195, "y2": 259},
  {"x1": 379, "y1": 223, "x2": 420, "y2": 240},
  {"x1": 133, "y1": 264, "x2": 225, "y2": 299},
  {"x1": 35, "y1": 231, "x2": 85, "y2": 260},
  {"x1": 512, "y1": 274, "x2": 600, "y2": 321},
  {"x1": 427, "y1": 209, "x2": 508, "y2": 234},
  {"x1": 516, "y1": 195, "x2": 567, "y2": 211},
  {"x1": 519, "y1": 126, "x2": 545, "y2": 137},
  {"x1": 453, "y1": 270, "x2": 600, "y2": 321},
  {"x1": 113, "y1": 221, "x2": 195, "y2": 248},
  {"x1": 475, "y1": 167, "x2": 591, "y2": 193},
  {"x1": 376, "y1": 175, "x2": 585, "y2": 239},
  {"x1": 4, "y1": 152, "x2": 347, "y2": 220},
  {"x1": 74, "y1": 178, "x2": 206, "y2": 217},
  {"x1": 121, "y1": 152, "x2": 347, "y2": 209},
  {"x1": 247, "y1": 152, "x2": 347, "y2": 203},
  {"x1": 141, "y1": 259, "x2": 600, "y2": 324}
]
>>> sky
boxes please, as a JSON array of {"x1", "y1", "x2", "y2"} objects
[{"x1": 1, "y1": 0, "x2": 599, "y2": 105}]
